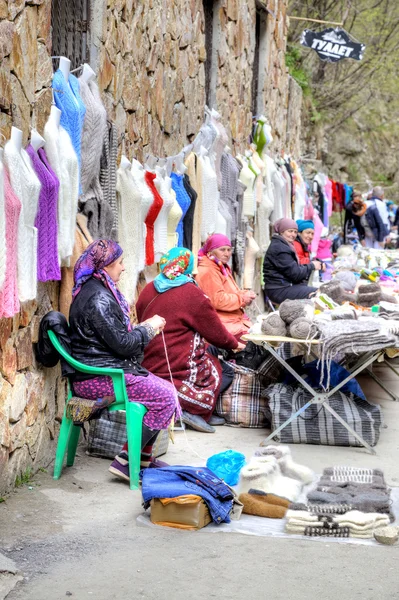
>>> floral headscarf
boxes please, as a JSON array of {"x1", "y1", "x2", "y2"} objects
[
  {"x1": 73, "y1": 240, "x2": 131, "y2": 330},
  {"x1": 198, "y1": 234, "x2": 232, "y2": 276},
  {"x1": 153, "y1": 247, "x2": 195, "y2": 293}
]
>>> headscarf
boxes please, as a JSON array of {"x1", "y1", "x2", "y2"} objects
[
  {"x1": 72, "y1": 239, "x2": 131, "y2": 330},
  {"x1": 153, "y1": 247, "x2": 195, "y2": 293},
  {"x1": 273, "y1": 218, "x2": 298, "y2": 235},
  {"x1": 296, "y1": 219, "x2": 314, "y2": 233},
  {"x1": 198, "y1": 234, "x2": 232, "y2": 276}
]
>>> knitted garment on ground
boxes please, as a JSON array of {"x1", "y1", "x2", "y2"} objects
[
  {"x1": 78, "y1": 78, "x2": 107, "y2": 197},
  {"x1": 220, "y1": 152, "x2": 240, "y2": 243},
  {"x1": 285, "y1": 509, "x2": 389, "y2": 537},
  {"x1": 319, "y1": 280, "x2": 354, "y2": 304},
  {"x1": 153, "y1": 170, "x2": 174, "y2": 260},
  {"x1": 200, "y1": 152, "x2": 219, "y2": 242},
  {"x1": 0, "y1": 160, "x2": 6, "y2": 290},
  {"x1": 130, "y1": 160, "x2": 153, "y2": 271},
  {"x1": 0, "y1": 168, "x2": 21, "y2": 318},
  {"x1": 321, "y1": 467, "x2": 385, "y2": 485},
  {"x1": 26, "y1": 145, "x2": 61, "y2": 282},
  {"x1": 184, "y1": 153, "x2": 202, "y2": 271},
  {"x1": 144, "y1": 171, "x2": 164, "y2": 266},
  {"x1": 99, "y1": 121, "x2": 118, "y2": 240},
  {"x1": 4, "y1": 142, "x2": 40, "y2": 301},
  {"x1": 52, "y1": 71, "x2": 86, "y2": 184},
  {"x1": 357, "y1": 282, "x2": 382, "y2": 307},
  {"x1": 44, "y1": 119, "x2": 79, "y2": 264},
  {"x1": 334, "y1": 271, "x2": 357, "y2": 292},
  {"x1": 171, "y1": 172, "x2": 191, "y2": 246},
  {"x1": 116, "y1": 167, "x2": 142, "y2": 304}
]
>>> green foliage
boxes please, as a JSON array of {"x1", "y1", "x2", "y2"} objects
[
  {"x1": 15, "y1": 467, "x2": 33, "y2": 488},
  {"x1": 286, "y1": 45, "x2": 311, "y2": 93},
  {"x1": 0, "y1": 497, "x2": 5, "y2": 503}
]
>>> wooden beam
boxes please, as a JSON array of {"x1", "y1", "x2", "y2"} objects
[{"x1": 288, "y1": 16, "x2": 344, "y2": 27}]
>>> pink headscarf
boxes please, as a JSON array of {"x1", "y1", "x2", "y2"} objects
[
  {"x1": 198, "y1": 234, "x2": 232, "y2": 256},
  {"x1": 198, "y1": 234, "x2": 232, "y2": 276},
  {"x1": 273, "y1": 218, "x2": 298, "y2": 235}
]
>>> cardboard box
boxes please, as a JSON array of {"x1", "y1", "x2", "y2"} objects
[{"x1": 150, "y1": 495, "x2": 212, "y2": 530}]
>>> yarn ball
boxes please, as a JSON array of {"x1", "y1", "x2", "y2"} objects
[
  {"x1": 335, "y1": 271, "x2": 357, "y2": 292},
  {"x1": 261, "y1": 313, "x2": 287, "y2": 336},
  {"x1": 357, "y1": 283, "x2": 382, "y2": 307},
  {"x1": 279, "y1": 299, "x2": 314, "y2": 325},
  {"x1": 289, "y1": 318, "x2": 315, "y2": 339},
  {"x1": 319, "y1": 280, "x2": 354, "y2": 305}
]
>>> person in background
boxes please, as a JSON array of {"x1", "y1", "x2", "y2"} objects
[
  {"x1": 68, "y1": 240, "x2": 178, "y2": 483},
  {"x1": 195, "y1": 234, "x2": 256, "y2": 341},
  {"x1": 293, "y1": 219, "x2": 314, "y2": 265},
  {"x1": 369, "y1": 186, "x2": 390, "y2": 238},
  {"x1": 263, "y1": 218, "x2": 322, "y2": 304},
  {"x1": 351, "y1": 192, "x2": 386, "y2": 249},
  {"x1": 136, "y1": 248, "x2": 239, "y2": 434}
]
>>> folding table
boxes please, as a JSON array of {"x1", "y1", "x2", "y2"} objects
[{"x1": 243, "y1": 333, "x2": 389, "y2": 455}]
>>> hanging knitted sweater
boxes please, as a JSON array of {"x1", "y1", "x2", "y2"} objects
[
  {"x1": 154, "y1": 169, "x2": 174, "y2": 261},
  {"x1": 199, "y1": 152, "x2": 219, "y2": 242},
  {"x1": 171, "y1": 172, "x2": 191, "y2": 246},
  {"x1": 26, "y1": 145, "x2": 61, "y2": 282},
  {"x1": 116, "y1": 167, "x2": 142, "y2": 304},
  {"x1": 238, "y1": 158, "x2": 256, "y2": 218},
  {"x1": 144, "y1": 171, "x2": 163, "y2": 266},
  {"x1": 0, "y1": 168, "x2": 21, "y2": 318},
  {"x1": 4, "y1": 141, "x2": 40, "y2": 302},
  {"x1": 182, "y1": 173, "x2": 197, "y2": 250},
  {"x1": 99, "y1": 121, "x2": 118, "y2": 239},
  {"x1": 44, "y1": 118, "x2": 79, "y2": 265},
  {"x1": 0, "y1": 156, "x2": 5, "y2": 290},
  {"x1": 167, "y1": 189, "x2": 183, "y2": 250},
  {"x1": 52, "y1": 70, "x2": 86, "y2": 185},
  {"x1": 220, "y1": 152, "x2": 240, "y2": 243},
  {"x1": 184, "y1": 152, "x2": 202, "y2": 271},
  {"x1": 130, "y1": 159, "x2": 153, "y2": 272}
]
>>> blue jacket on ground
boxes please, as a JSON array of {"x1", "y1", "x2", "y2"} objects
[{"x1": 141, "y1": 465, "x2": 234, "y2": 524}]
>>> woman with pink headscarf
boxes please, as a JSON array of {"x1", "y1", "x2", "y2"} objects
[
  {"x1": 195, "y1": 234, "x2": 256, "y2": 340},
  {"x1": 263, "y1": 218, "x2": 322, "y2": 305}
]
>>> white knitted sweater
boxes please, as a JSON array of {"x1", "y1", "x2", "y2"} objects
[
  {"x1": 154, "y1": 168, "x2": 174, "y2": 261},
  {"x1": 4, "y1": 142, "x2": 40, "y2": 301},
  {"x1": 167, "y1": 189, "x2": 182, "y2": 250},
  {"x1": 116, "y1": 167, "x2": 142, "y2": 304},
  {"x1": 199, "y1": 151, "x2": 219, "y2": 242},
  {"x1": 238, "y1": 158, "x2": 256, "y2": 218},
  {"x1": 44, "y1": 119, "x2": 79, "y2": 265},
  {"x1": 0, "y1": 157, "x2": 6, "y2": 290},
  {"x1": 130, "y1": 159, "x2": 153, "y2": 272}
]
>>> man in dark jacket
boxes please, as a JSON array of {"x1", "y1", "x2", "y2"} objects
[
  {"x1": 263, "y1": 218, "x2": 323, "y2": 305},
  {"x1": 351, "y1": 194, "x2": 386, "y2": 249}
]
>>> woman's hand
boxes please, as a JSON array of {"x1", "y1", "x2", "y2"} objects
[
  {"x1": 145, "y1": 315, "x2": 166, "y2": 333},
  {"x1": 242, "y1": 290, "x2": 256, "y2": 306},
  {"x1": 232, "y1": 342, "x2": 246, "y2": 352},
  {"x1": 312, "y1": 260, "x2": 322, "y2": 271}
]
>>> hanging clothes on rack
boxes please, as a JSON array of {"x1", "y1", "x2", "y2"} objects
[
  {"x1": 0, "y1": 152, "x2": 5, "y2": 291},
  {"x1": 130, "y1": 159, "x2": 153, "y2": 272},
  {"x1": 0, "y1": 168, "x2": 21, "y2": 318},
  {"x1": 199, "y1": 149, "x2": 219, "y2": 242},
  {"x1": 99, "y1": 121, "x2": 118, "y2": 239},
  {"x1": 144, "y1": 170, "x2": 164, "y2": 266},
  {"x1": 182, "y1": 173, "x2": 198, "y2": 250},
  {"x1": 171, "y1": 171, "x2": 191, "y2": 246},
  {"x1": 154, "y1": 167, "x2": 175, "y2": 260}
]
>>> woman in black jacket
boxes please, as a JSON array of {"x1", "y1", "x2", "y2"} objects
[
  {"x1": 69, "y1": 239, "x2": 177, "y2": 482},
  {"x1": 263, "y1": 218, "x2": 323, "y2": 304}
]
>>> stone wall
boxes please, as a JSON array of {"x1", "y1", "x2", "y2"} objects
[{"x1": 0, "y1": 0, "x2": 302, "y2": 494}]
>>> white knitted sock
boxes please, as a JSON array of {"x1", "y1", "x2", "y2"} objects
[
  {"x1": 250, "y1": 456, "x2": 303, "y2": 502},
  {"x1": 238, "y1": 462, "x2": 277, "y2": 496},
  {"x1": 336, "y1": 511, "x2": 390, "y2": 531},
  {"x1": 255, "y1": 445, "x2": 314, "y2": 484}
]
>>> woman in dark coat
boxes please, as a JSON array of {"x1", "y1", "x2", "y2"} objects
[
  {"x1": 69, "y1": 239, "x2": 178, "y2": 482},
  {"x1": 263, "y1": 218, "x2": 322, "y2": 305},
  {"x1": 136, "y1": 247, "x2": 239, "y2": 434}
]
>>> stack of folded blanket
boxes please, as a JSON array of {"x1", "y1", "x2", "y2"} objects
[{"x1": 285, "y1": 466, "x2": 394, "y2": 538}]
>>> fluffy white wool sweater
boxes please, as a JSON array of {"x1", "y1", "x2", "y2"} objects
[
  {"x1": 200, "y1": 151, "x2": 219, "y2": 242},
  {"x1": 0, "y1": 158, "x2": 6, "y2": 290},
  {"x1": 238, "y1": 158, "x2": 256, "y2": 218},
  {"x1": 44, "y1": 119, "x2": 79, "y2": 265},
  {"x1": 130, "y1": 159, "x2": 153, "y2": 272},
  {"x1": 4, "y1": 142, "x2": 40, "y2": 301},
  {"x1": 167, "y1": 189, "x2": 183, "y2": 250},
  {"x1": 154, "y1": 168, "x2": 174, "y2": 261},
  {"x1": 116, "y1": 167, "x2": 142, "y2": 304}
]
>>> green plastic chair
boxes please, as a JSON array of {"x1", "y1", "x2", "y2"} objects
[{"x1": 48, "y1": 329, "x2": 147, "y2": 490}]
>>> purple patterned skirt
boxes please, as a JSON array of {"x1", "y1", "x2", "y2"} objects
[{"x1": 73, "y1": 372, "x2": 177, "y2": 430}]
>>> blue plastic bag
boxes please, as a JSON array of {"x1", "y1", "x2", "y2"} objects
[{"x1": 206, "y1": 450, "x2": 246, "y2": 486}]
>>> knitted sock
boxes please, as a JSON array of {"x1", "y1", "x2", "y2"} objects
[
  {"x1": 308, "y1": 490, "x2": 391, "y2": 506},
  {"x1": 250, "y1": 456, "x2": 303, "y2": 501},
  {"x1": 335, "y1": 510, "x2": 390, "y2": 531},
  {"x1": 323, "y1": 467, "x2": 384, "y2": 479},
  {"x1": 239, "y1": 493, "x2": 287, "y2": 519},
  {"x1": 318, "y1": 477, "x2": 386, "y2": 490},
  {"x1": 248, "y1": 489, "x2": 290, "y2": 507},
  {"x1": 255, "y1": 445, "x2": 314, "y2": 484}
]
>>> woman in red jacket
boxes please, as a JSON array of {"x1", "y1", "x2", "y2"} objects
[
  {"x1": 293, "y1": 219, "x2": 314, "y2": 265},
  {"x1": 136, "y1": 248, "x2": 239, "y2": 434}
]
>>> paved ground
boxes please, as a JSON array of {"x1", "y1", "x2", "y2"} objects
[{"x1": 1, "y1": 364, "x2": 399, "y2": 600}]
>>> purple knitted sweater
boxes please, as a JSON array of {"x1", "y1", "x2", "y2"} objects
[{"x1": 26, "y1": 145, "x2": 61, "y2": 281}]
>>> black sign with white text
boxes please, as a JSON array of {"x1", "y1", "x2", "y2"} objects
[{"x1": 300, "y1": 28, "x2": 365, "y2": 62}]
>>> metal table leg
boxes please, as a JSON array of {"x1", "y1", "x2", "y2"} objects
[{"x1": 366, "y1": 367, "x2": 399, "y2": 402}]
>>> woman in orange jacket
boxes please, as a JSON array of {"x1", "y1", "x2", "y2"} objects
[
  {"x1": 195, "y1": 234, "x2": 256, "y2": 341},
  {"x1": 293, "y1": 220, "x2": 314, "y2": 265}
]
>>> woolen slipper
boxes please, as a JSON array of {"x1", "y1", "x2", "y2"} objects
[
  {"x1": 209, "y1": 414, "x2": 226, "y2": 426},
  {"x1": 181, "y1": 411, "x2": 215, "y2": 433}
]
